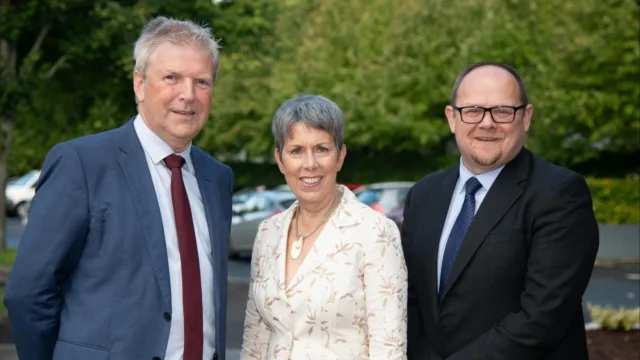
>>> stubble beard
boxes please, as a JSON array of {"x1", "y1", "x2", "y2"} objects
[{"x1": 470, "y1": 150, "x2": 501, "y2": 168}]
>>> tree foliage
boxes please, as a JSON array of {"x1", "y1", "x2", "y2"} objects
[
  {"x1": 204, "y1": 0, "x2": 638, "y2": 170},
  {"x1": 5, "y1": 0, "x2": 639, "y2": 176},
  {"x1": 0, "y1": 0, "x2": 635, "y2": 248}
]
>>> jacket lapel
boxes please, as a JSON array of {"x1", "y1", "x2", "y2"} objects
[
  {"x1": 116, "y1": 119, "x2": 172, "y2": 308},
  {"x1": 276, "y1": 208, "x2": 294, "y2": 299},
  {"x1": 190, "y1": 148, "x2": 223, "y2": 319},
  {"x1": 441, "y1": 149, "x2": 530, "y2": 300},
  {"x1": 285, "y1": 189, "x2": 363, "y2": 297},
  {"x1": 424, "y1": 166, "x2": 459, "y2": 320}
]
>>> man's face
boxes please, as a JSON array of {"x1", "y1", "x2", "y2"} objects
[
  {"x1": 133, "y1": 42, "x2": 214, "y2": 152},
  {"x1": 445, "y1": 66, "x2": 533, "y2": 174}
]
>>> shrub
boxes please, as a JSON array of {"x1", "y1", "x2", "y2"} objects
[
  {"x1": 587, "y1": 177, "x2": 640, "y2": 224},
  {"x1": 587, "y1": 304, "x2": 640, "y2": 331}
]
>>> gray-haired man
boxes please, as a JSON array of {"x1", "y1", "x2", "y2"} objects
[{"x1": 5, "y1": 16, "x2": 232, "y2": 360}]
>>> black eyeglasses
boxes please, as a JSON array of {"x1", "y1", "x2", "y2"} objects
[{"x1": 453, "y1": 105, "x2": 527, "y2": 124}]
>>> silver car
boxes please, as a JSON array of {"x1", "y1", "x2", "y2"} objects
[
  {"x1": 353, "y1": 181, "x2": 414, "y2": 214},
  {"x1": 229, "y1": 190, "x2": 297, "y2": 257},
  {"x1": 5, "y1": 169, "x2": 41, "y2": 220}
]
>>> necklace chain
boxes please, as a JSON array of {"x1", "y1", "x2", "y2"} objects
[{"x1": 294, "y1": 187, "x2": 343, "y2": 242}]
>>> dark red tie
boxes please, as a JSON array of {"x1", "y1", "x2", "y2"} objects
[{"x1": 164, "y1": 154, "x2": 203, "y2": 360}]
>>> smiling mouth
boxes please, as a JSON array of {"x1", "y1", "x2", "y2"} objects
[
  {"x1": 475, "y1": 137, "x2": 501, "y2": 141},
  {"x1": 172, "y1": 110, "x2": 195, "y2": 116},
  {"x1": 300, "y1": 176, "x2": 322, "y2": 185}
]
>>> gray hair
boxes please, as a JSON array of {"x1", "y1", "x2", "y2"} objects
[
  {"x1": 272, "y1": 94, "x2": 345, "y2": 157},
  {"x1": 134, "y1": 16, "x2": 221, "y2": 81},
  {"x1": 450, "y1": 61, "x2": 529, "y2": 106}
]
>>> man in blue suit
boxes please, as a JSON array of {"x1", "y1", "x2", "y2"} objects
[{"x1": 4, "y1": 16, "x2": 232, "y2": 360}]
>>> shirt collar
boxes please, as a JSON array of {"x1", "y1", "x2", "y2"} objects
[
  {"x1": 457, "y1": 157, "x2": 504, "y2": 194},
  {"x1": 133, "y1": 114, "x2": 194, "y2": 174}
]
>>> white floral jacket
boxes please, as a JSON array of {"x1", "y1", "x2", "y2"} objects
[{"x1": 240, "y1": 186, "x2": 408, "y2": 360}]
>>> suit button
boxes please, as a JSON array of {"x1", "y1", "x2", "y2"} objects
[
  {"x1": 152, "y1": 357, "x2": 162, "y2": 360},
  {"x1": 163, "y1": 312, "x2": 171, "y2": 321},
  {"x1": 213, "y1": 353, "x2": 218, "y2": 360}
]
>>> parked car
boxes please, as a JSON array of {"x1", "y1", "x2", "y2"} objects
[
  {"x1": 232, "y1": 186, "x2": 260, "y2": 212},
  {"x1": 229, "y1": 190, "x2": 297, "y2": 257},
  {"x1": 5, "y1": 169, "x2": 41, "y2": 219},
  {"x1": 385, "y1": 206, "x2": 405, "y2": 231},
  {"x1": 353, "y1": 181, "x2": 414, "y2": 228}
]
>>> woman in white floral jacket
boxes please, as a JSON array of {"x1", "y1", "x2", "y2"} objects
[{"x1": 240, "y1": 94, "x2": 408, "y2": 360}]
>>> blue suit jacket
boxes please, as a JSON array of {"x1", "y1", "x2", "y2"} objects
[{"x1": 4, "y1": 119, "x2": 232, "y2": 360}]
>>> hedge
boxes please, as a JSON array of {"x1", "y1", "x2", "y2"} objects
[{"x1": 587, "y1": 177, "x2": 639, "y2": 224}]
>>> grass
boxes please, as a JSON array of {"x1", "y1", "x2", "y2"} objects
[
  {"x1": 0, "y1": 248, "x2": 17, "y2": 315},
  {"x1": 0, "y1": 248, "x2": 17, "y2": 267}
]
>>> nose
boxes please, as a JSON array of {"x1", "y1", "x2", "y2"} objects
[
  {"x1": 179, "y1": 80, "x2": 196, "y2": 103},
  {"x1": 303, "y1": 151, "x2": 318, "y2": 170},
  {"x1": 478, "y1": 110, "x2": 497, "y2": 129}
]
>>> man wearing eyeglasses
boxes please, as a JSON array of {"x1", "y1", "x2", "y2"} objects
[{"x1": 401, "y1": 61, "x2": 599, "y2": 360}]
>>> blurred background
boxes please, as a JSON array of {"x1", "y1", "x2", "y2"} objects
[{"x1": 0, "y1": 0, "x2": 638, "y2": 359}]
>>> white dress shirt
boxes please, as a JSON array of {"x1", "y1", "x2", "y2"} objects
[
  {"x1": 134, "y1": 115, "x2": 215, "y2": 360},
  {"x1": 437, "y1": 159, "x2": 504, "y2": 291}
]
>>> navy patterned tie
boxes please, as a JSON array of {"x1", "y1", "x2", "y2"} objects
[{"x1": 439, "y1": 177, "x2": 482, "y2": 302}]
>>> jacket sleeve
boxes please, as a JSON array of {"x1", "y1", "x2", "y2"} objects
[
  {"x1": 240, "y1": 226, "x2": 272, "y2": 359},
  {"x1": 4, "y1": 142, "x2": 89, "y2": 360},
  {"x1": 364, "y1": 216, "x2": 409, "y2": 359},
  {"x1": 447, "y1": 175, "x2": 599, "y2": 360}
]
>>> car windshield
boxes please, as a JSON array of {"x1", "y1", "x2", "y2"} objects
[
  {"x1": 9, "y1": 170, "x2": 38, "y2": 186},
  {"x1": 280, "y1": 198, "x2": 297, "y2": 208},
  {"x1": 233, "y1": 188, "x2": 263, "y2": 205},
  {"x1": 356, "y1": 189, "x2": 382, "y2": 205}
]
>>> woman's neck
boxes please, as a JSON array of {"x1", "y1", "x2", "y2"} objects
[{"x1": 297, "y1": 188, "x2": 339, "y2": 227}]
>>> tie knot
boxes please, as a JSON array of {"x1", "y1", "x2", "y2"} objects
[
  {"x1": 465, "y1": 177, "x2": 482, "y2": 195},
  {"x1": 164, "y1": 154, "x2": 185, "y2": 169}
]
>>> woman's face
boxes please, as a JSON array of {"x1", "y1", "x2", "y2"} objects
[{"x1": 274, "y1": 123, "x2": 346, "y2": 208}]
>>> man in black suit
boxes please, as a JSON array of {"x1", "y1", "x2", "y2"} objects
[{"x1": 401, "y1": 61, "x2": 599, "y2": 360}]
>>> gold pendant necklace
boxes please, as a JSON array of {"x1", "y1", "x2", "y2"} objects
[{"x1": 290, "y1": 187, "x2": 343, "y2": 260}]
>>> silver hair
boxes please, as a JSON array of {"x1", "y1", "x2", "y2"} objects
[
  {"x1": 272, "y1": 94, "x2": 345, "y2": 157},
  {"x1": 133, "y1": 16, "x2": 221, "y2": 81}
]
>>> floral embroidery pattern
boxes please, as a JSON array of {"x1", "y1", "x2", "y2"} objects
[{"x1": 240, "y1": 186, "x2": 408, "y2": 360}]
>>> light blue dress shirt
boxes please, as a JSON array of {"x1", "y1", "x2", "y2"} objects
[{"x1": 436, "y1": 159, "x2": 504, "y2": 291}]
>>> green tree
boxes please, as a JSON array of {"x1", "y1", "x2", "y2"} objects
[
  {"x1": 197, "y1": 0, "x2": 285, "y2": 158},
  {"x1": 224, "y1": 0, "x2": 638, "y2": 173},
  {"x1": 1, "y1": 0, "x2": 92, "y2": 251},
  {"x1": 3, "y1": 0, "x2": 289, "y2": 250},
  {"x1": 4, "y1": 0, "x2": 638, "y2": 246},
  {"x1": 456, "y1": 0, "x2": 640, "y2": 167},
  {"x1": 1, "y1": 0, "x2": 161, "y2": 250}
]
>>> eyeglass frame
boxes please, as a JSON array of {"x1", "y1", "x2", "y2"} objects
[{"x1": 453, "y1": 104, "x2": 527, "y2": 124}]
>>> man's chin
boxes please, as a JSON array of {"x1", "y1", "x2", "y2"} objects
[
  {"x1": 168, "y1": 125, "x2": 202, "y2": 140},
  {"x1": 470, "y1": 153, "x2": 502, "y2": 168}
]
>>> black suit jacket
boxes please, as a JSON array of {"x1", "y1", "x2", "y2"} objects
[{"x1": 401, "y1": 148, "x2": 599, "y2": 360}]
